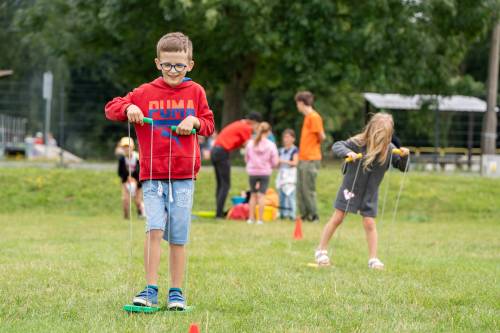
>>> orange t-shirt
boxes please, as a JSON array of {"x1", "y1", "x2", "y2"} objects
[
  {"x1": 214, "y1": 120, "x2": 253, "y2": 151},
  {"x1": 299, "y1": 111, "x2": 324, "y2": 160}
]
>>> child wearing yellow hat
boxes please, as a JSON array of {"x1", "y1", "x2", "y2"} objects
[{"x1": 116, "y1": 137, "x2": 145, "y2": 219}]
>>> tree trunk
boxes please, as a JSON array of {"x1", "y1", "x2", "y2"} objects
[
  {"x1": 222, "y1": 76, "x2": 245, "y2": 126},
  {"x1": 481, "y1": 21, "x2": 500, "y2": 155},
  {"x1": 221, "y1": 56, "x2": 257, "y2": 127}
]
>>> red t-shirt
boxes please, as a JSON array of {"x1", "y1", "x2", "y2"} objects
[
  {"x1": 214, "y1": 120, "x2": 253, "y2": 151},
  {"x1": 105, "y1": 77, "x2": 215, "y2": 180}
]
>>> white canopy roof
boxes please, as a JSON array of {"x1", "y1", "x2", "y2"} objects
[
  {"x1": 363, "y1": 93, "x2": 497, "y2": 112},
  {"x1": 0, "y1": 70, "x2": 13, "y2": 78}
]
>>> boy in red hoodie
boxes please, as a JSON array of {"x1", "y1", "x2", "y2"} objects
[{"x1": 105, "y1": 32, "x2": 214, "y2": 310}]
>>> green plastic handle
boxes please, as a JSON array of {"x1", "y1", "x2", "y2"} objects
[
  {"x1": 171, "y1": 126, "x2": 196, "y2": 135},
  {"x1": 140, "y1": 118, "x2": 196, "y2": 134}
]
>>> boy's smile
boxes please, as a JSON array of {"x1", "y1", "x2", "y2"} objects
[{"x1": 155, "y1": 51, "x2": 194, "y2": 87}]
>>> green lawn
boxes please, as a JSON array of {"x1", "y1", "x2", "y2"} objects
[{"x1": 0, "y1": 167, "x2": 499, "y2": 332}]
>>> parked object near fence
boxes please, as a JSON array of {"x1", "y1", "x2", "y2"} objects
[
  {"x1": 0, "y1": 114, "x2": 27, "y2": 158},
  {"x1": 0, "y1": 113, "x2": 82, "y2": 163},
  {"x1": 481, "y1": 155, "x2": 500, "y2": 177},
  {"x1": 30, "y1": 143, "x2": 83, "y2": 163}
]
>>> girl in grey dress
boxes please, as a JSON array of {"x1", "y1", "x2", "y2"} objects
[{"x1": 314, "y1": 113, "x2": 409, "y2": 269}]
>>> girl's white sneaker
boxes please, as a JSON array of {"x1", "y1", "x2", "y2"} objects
[
  {"x1": 247, "y1": 219, "x2": 254, "y2": 225},
  {"x1": 368, "y1": 258, "x2": 384, "y2": 270},
  {"x1": 314, "y1": 249, "x2": 331, "y2": 266}
]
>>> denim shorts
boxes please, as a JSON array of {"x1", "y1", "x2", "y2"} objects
[{"x1": 142, "y1": 179, "x2": 194, "y2": 245}]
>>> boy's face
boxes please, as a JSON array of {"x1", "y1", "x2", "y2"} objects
[
  {"x1": 122, "y1": 145, "x2": 133, "y2": 155},
  {"x1": 282, "y1": 133, "x2": 295, "y2": 147},
  {"x1": 250, "y1": 120, "x2": 260, "y2": 132},
  {"x1": 296, "y1": 101, "x2": 306, "y2": 114},
  {"x1": 155, "y1": 51, "x2": 194, "y2": 87}
]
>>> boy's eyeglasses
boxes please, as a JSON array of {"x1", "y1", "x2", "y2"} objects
[{"x1": 159, "y1": 62, "x2": 187, "y2": 73}]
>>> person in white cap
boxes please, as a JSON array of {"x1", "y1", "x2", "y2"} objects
[{"x1": 116, "y1": 137, "x2": 145, "y2": 219}]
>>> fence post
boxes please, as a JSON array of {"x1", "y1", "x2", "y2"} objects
[
  {"x1": 434, "y1": 107, "x2": 440, "y2": 170},
  {"x1": 59, "y1": 84, "x2": 65, "y2": 166},
  {"x1": 0, "y1": 115, "x2": 4, "y2": 158},
  {"x1": 467, "y1": 113, "x2": 474, "y2": 170},
  {"x1": 43, "y1": 71, "x2": 53, "y2": 157}
]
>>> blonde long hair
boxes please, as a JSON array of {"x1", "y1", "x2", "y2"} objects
[
  {"x1": 351, "y1": 113, "x2": 394, "y2": 170},
  {"x1": 255, "y1": 122, "x2": 271, "y2": 145}
]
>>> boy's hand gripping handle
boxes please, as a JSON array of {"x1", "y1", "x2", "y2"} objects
[
  {"x1": 171, "y1": 126, "x2": 196, "y2": 135},
  {"x1": 141, "y1": 118, "x2": 196, "y2": 134}
]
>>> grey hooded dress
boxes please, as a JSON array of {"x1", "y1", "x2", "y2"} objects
[{"x1": 332, "y1": 139, "x2": 409, "y2": 217}]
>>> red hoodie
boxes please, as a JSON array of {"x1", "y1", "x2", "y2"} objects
[{"x1": 105, "y1": 77, "x2": 214, "y2": 181}]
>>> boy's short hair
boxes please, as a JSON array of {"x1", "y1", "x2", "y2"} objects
[
  {"x1": 294, "y1": 91, "x2": 314, "y2": 106},
  {"x1": 282, "y1": 129, "x2": 295, "y2": 138},
  {"x1": 156, "y1": 32, "x2": 193, "y2": 60},
  {"x1": 245, "y1": 111, "x2": 262, "y2": 123}
]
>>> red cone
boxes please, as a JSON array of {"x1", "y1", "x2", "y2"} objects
[
  {"x1": 188, "y1": 323, "x2": 200, "y2": 333},
  {"x1": 293, "y1": 217, "x2": 303, "y2": 240}
]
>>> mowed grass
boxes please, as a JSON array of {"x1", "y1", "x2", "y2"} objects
[{"x1": 0, "y1": 166, "x2": 499, "y2": 332}]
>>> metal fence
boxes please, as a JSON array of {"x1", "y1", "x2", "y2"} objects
[
  {"x1": 0, "y1": 114, "x2": 27, "y2": 157},
  {"x1": 0, "y1": 76, "x2": 498, "y2": 169},
  {"x1": 0, "y1": 75, "x2": 124, "y2": 160}
]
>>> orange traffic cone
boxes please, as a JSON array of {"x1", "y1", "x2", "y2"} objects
[
  {"x1": 293, "y1": 217, "x2": 303, "y2": 240},
  {"x1": 188, "y1": 323, "x2": 200, "y2": 333}
]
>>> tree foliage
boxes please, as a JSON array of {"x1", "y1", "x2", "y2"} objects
[{"x1": 4, "y1": 0, "x2": 499, "y2": 157}]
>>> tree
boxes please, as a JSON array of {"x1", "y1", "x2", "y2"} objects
[
  {"x1": 481, "y1": 21, "x2": 500, "y2": 155},
  {"x1": 10, "y1": 0, "x2": 500, "y2": 158}
]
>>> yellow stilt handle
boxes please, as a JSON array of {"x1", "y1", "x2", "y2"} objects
[
  {"x1": 345, "y1": 149, "x2": 406, "y2": 162},
  {"x1": 345, "y1": 153, "x2": 362, "y2": 163},
  {"x1": 392, "y1": 148, "x2": 402, "y2": 155}
]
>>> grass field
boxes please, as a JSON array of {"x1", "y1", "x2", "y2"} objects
[{"x1": 0, "y1": 166, "x2": 499, "y2": 332}]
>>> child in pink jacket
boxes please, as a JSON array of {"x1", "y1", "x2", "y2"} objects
[{"x1": 245, "y1": 122, "x2": 279, "y2": 224}]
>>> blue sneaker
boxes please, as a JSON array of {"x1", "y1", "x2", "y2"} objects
[
  {"x1": 167, "y1": 288, "x2": 186, "y2": 310},
  {"x1": 132, "y1": 286, "x2": 158, "y2": 307}
]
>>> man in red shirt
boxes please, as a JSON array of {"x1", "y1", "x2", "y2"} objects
[{"x1": 211, "y1": 112, "x2": 261, "y2": 218}]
